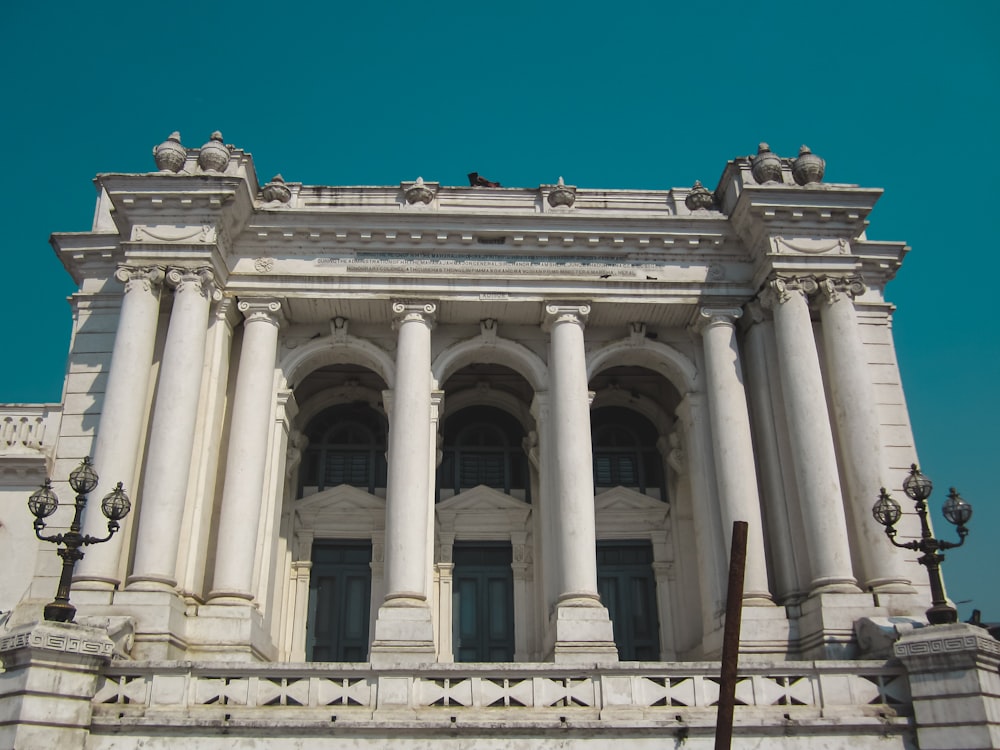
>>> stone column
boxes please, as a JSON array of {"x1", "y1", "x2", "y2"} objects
[
  {"x1": 697, "y1": 307, "x2": 772, "y2": 605},
  {"x1": 762, "y1": 278, "x2": 858, "y2": 594},
  {"x1": 75, "y1": 266, "x2": 164, "y2": 592},
  {"x1": 370, "y1": 302, "x2": 437, "y2": 664},
  {"x1": 208, "y1": 298, "x2": 284, "y2": 603},
  {"x1": 741, "y1": 304, "x2": 803, "y2": 600},
  {"x1": 817, "y1": 277, "x2": 913, "y2": 593},
  {"x1": 128, "y1": 268, "x2": 218, "y2": 591},
  {"x1": 543, "y1": 303, "x2": 617, "y2": 663}
]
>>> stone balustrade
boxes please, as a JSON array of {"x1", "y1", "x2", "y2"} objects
[
  {"x1": 0, "y1": 405, "x2": 58, "y2": 455},
  {"x1": 90, "y1": 661, "x2": 912, "y2": 742}
]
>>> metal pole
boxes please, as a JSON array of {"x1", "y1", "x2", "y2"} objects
[{"x1": 714, "y1": 520, "x2": 748, "y2": 750}]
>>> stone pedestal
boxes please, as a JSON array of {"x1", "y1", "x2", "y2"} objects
[
  {"x1": 0, "y1": 621, "x2": 113, "y2": 750},
  {"x1": 895, "y1": 623, "x2": 1000, "y2": 750},
  {"x1": 548, "y1": 604, "x2": 619, "y2": 664}
]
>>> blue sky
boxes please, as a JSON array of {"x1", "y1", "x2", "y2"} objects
[{"x1": 3, "y1": 2, "x2": 997, "y2": 620}]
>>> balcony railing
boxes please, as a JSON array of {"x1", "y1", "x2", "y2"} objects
[{"x1": 0, "y1": 405, "x2": 59, "y2": 456}]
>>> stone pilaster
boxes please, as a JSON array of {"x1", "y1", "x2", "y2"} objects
[
  {"x1": 761, "y1": 277, "x2": 858, "y2": 595},
  {"x1": 74, "y1": 265, "x2": 164, "y2": 593},
  {"x1": 370, "y1": 302, "x2": 437, "y2": 665},
  {"x1": 0, "y1": 621, "x2": 114, "y2": 750},
  {"x1": 542, "y1": 303, "x2": 617, "y2": 664},
  {"x1": 895, "y1": 623, "x2": 1000, "y2": 750},
  {"x1": 128, "y1": 267, "x2": 219, "y2": 591},
  {"x1": 696, "y1": 307, "x2": 772, "y2": 605}
]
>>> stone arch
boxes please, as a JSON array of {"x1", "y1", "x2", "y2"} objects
[
  {"x1": 295, "y1": 384, "x2": 386, "y2": 431},
  {"x1": 587, "y1": 338, "x2": 700, "y2": 393},
  {"x1": 432, "y1": 335, "x2": 547, "y2": 393},
  {"x1": 442, "y1": 386, "x2": 535, "y2": 435},
  {"x1": 590, "y1": 386, "x2": 676, "y2": 438},
  {"x1": 280, "y1": 335, "x2": 396, "y2": 390}
]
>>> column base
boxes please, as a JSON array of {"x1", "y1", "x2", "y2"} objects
[
  {"x1": 185, "y1": 602, "x2": 276, "y2": 662},
  {"x1": 793, "y1": 591, "x2": 883, "y2": 659},
  {"x1": 547, "y1": 602, "x2": 619, "y2": 664},
  {"x1": 369, "y1": 602, "x2": 436, "y2": 666},
  {"x1": 106, "y1": 588, "x2": 190, "y2": 660}
]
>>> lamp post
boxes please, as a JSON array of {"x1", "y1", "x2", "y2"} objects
[
  {"x1": 27, "y1": 457, "x2": 131, "y2": 623},
  {"x1": 871, "y1": 464, "x2": 972, "y2": 625}
]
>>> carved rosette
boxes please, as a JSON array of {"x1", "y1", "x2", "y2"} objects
[
  {"x1": 166, "y1": 267, "x2": 221, "y2": 301},
  {"x1": 404, "y1": 177, "x2": 436, "y2": 205},
  {"x1": 546, "y1": 177, "x2": 576, "y2": 208},
  {"x1": 750, "y1": 142, "x2": 784, "y2": 184},
  {"x1": 792, "y1": 145, "x2": 825, "y2": 185},
  {"x1": 115, "y1": 265, "x2": 165, "y2": 294},
  {"x1": 197, "y1": 131, "x2": 230, "y2": 172},
  {"x1": 685, "y1": 180, "x2": 715, "y2": 211},
  {"x1": 261, "y1": 174, "x2": 292, "y2": 203},
  {"x1": 153, "y1": 132, "x2": 187, "y2": 172}
]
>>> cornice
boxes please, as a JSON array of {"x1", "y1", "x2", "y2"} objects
[{"x1": 49, "y1": 232, "x2": 122, "y2": 284}]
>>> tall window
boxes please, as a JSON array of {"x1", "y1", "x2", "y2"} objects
[
  {"x1": 591, "y1": 407, "x2": 665, "y2": 501},
  {"x1": 299, "y1": 404, "x2": 387, "y2": 497},
  {"x1": 438, "y1": 406, "x2": 529, "y2": 501}
]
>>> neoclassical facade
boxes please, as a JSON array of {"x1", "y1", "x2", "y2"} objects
[{"x1": 7, "y1": 136, "x2": 994, "y2": 749}]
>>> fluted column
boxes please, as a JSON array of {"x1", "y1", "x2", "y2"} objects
[
  {"x1": 697, "y1": 308, "x2": 773, "y2": 604},
  {"x1": 370, "y1": 302, "x2": 437, "y2": 664},
  {"x1": 543, "y1": 303, "x2": 617, "y2": 663},
  {"x1": 762, "y1": 278, "x2": 858, "y2": 594},
  {"x1": 817, "y1": 278, "x2": 913, "y2": 593},
  {"x1": 208, "y1": 299, "x2": 284, "y2": 603},
  {"x1": 128, "y1": 268, "x2": 219, "y2": 591},
  {"x1": 75, "y1": 265, "x2": 164, "y2": 591}
]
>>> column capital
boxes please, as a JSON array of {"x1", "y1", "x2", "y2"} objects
[
  {"x1": 759, "y1": 275, "x2": 819, "y2": 309},
  {"x1": 391, "y1": 301, "x2": 437, "y2": 328},
  {"x1": 543, "y1": 302, "x2": 590, "y2": 330},
  {"x1": 166, "y1": 266, "x2": 221, "y2": 301},
  {"x1": 696, "y1": 306, "x2": 743, "y2": 332},
  {"x1": 816, "y1": 275, "x2": 867, "y2": 305},
  {"x1": 115, "y1": 264, "x2": 165, "y2": 293},
  {"x1": 237, "y1": 297, "x2": 285, "y2": 327}
]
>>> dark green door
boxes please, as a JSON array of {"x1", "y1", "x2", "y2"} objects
[
  {"x1": 307, "y1": 541, "x2": 372, "y2": 662},
  {"x1": 452, "y1": 542, "x2": 515, "y2": 662},
  {"x1": 597, "y1": 541, "x2": 660, "y2": 661}
]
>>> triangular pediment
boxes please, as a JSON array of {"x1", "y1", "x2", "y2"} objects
[
  {"x1": 295, "y1": 485, "x2": 385, "y2": 527},
  {"x1": 595, "y1": 486, "x2": 669, "y2": 513},
  {"x1": 437, "y1": 485, "x2": 529, "y2": 513}
]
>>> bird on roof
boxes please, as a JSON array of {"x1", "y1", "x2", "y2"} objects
[{"x1": 468, "y1": 172, "x2": 501, "y2": 187}]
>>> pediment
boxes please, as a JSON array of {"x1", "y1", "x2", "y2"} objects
[
  {"x1": 436, "y1": 485, "x2": 531, "y2": 531},
  {"x1": 295, "y1": 484, "x2": 385, "y2": 526},
  {"x1": 595, "y1": 486, "x2": 670, "y2": 514}
]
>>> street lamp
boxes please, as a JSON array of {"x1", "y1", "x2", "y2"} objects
[
  {"x1": 27, "y1": 457, "x2": 131, "y2": 623},
  {"x1": 871, "y1": 464, "x2": 972, "y2": 625}
]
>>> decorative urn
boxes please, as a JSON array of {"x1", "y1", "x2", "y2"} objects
[
  {"x1": 197, "y1": 131, "x2": 231, "y2": 172},
  {"x1": 262, "y1": 174, "x2": 292, "y2": 203},
  {"x1": 153, "y1": 132, "x2": 186, "y2": 172},
  {"x1": 405, "y1": 177, "x2": 435, "y2": 205},
  {"x1": 750, "y1": 142, "x2": 783, "y2": 184},
  {"x1": 685, "y1": 180, "x2": 715, "y2": 211},
  {"x1": 547, "y1": 177, "x2": 576, "y2": 208},
  {"x1": 792, "y1": 145, "x2": 825, "y2": 185}
]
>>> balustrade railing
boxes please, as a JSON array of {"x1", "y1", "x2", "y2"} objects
[{"x1": 0, "y1": 406, "x2": 59, "y2": 455}]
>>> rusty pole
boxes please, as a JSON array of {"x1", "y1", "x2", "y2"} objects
[{"x1": 714, "y1": 520, "x2": 748, "y2": 750}]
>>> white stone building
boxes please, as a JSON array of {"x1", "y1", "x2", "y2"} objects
[{"x1": 1, "y1": 135, "x2": 997, "y2": 749}]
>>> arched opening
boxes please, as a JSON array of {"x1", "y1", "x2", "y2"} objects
[
  {"x1": 438, "y1": 406, "x2": 530, "y2": 503},
  {"x1": 299, "y1": 403, "x2": 388, "y2": 498}
]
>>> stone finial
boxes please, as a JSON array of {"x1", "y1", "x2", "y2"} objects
[
  {"x1": 547, "y1": 177, "x2": 576, "y2": 208},
  {"x1": 153, "y1": 132, "x2": 186, "y2": 173},
  {"x1": 792, "y1": 145, "x2": 826, "y2": 185},
  {"x1": 750, "y1": 142, "x2": 783, "y2": 184},
  {"x1": 262, "y1": 174, "x2": 292, "y2": 203},
  {"x1": 405, "y1": 177, "x2": 436, "y2": 205},
  {"x1": 685, "y1": 180, "x2": 715, "y2": 211},
  {"x1": 197, "y1": 131, "x2": 231, "y2": 172}
]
